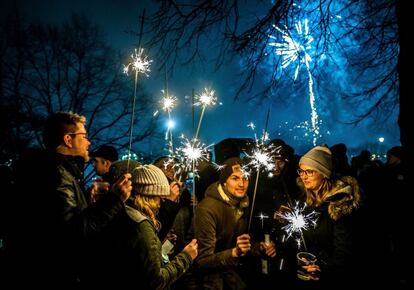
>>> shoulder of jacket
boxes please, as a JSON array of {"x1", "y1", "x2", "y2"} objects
[{"x1": 125, "y1": 205, "x2": 148, "y2": 224}]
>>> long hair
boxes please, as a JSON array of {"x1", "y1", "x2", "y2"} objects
[
  {"x1": 305, "y1": 178, "x2": 333, "y2": 207},
  {"x1": 131, "y1": 194, "x2": 161, "y2": 230}
]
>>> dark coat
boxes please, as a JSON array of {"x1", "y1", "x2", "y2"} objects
[
  {"x1": 299, "y1": 176, "x2": 362, "y2": 288},
  {"x1": 92, "y1": 205, "x2": 193, "y2": 290},
  {"x1": 192, "y1": 182, "x2": 250, "y2": 290},
  {"x1": 6, "y1": 149, "x2": 125, "y2": 288}
]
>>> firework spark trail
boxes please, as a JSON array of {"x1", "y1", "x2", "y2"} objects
[
  {"x1": 269, "y1": 19, "x2": 320, "y2": 145},
  {"x1": 274, "y1": 202, "x2": 319, "y2": 251},
  {"x1": 307, "y1": 69, "x2": 319, "y2": 145},
  {"x1": 123, "y1": 48, "x2": 152, "y2": 170}
]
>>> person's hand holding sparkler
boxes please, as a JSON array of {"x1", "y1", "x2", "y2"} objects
[
  {"x1": 232, "y1": 234, "x2": 251, "y2": 257},
  {"x1": 166, "y1": 180, "x2": 181, "y2": 202}
]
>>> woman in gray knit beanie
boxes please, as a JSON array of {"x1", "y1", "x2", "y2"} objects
[
  {"x1": 93, "y1": 163, "x2": 198, "y2": 289},
  {"x1": 295, "y1": 145, "x2": 362, "y2": 287}
]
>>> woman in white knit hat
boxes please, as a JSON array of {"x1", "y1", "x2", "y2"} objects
[{"x1": 295, "y1": 145, "x2": 362, "y2": 289}]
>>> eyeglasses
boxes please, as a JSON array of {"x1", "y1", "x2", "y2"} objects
[
  {"x1": 297, "y1": 169, "x2": 315, "y2": 177},
  {"x1": 68, "y1": 132, "x2": 89, "y2": 140}
]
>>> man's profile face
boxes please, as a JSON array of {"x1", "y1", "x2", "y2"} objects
[
  {"x1": 67, "y1": 123, "x2": 90, "y2": 161},
  {"x1": 91, "y1": 157, "x2": 111, "y2": 176}
]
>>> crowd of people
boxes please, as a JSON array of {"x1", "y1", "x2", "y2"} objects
[{"x1": 0, "y1": 111, "x2": 410, "y2": 289}]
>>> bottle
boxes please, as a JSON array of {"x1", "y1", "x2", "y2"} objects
[{"x1": 261, "y1": 233, "x2": 270, "y2": 275}]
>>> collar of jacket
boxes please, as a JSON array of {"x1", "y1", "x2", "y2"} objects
[
  {"x1": 54, "y1": 152, "x2": 85, "y2": 180},
  {"x1": 217, "y1": 183, "x2": 249, "y2": 209},
  {"x1": 297, "y1": 176, "x2": 361, "y2": 221},
  {"x1": 125, "y1": 205, "x2": 148, "y2": 224},
  {"x1": 323, "y1": 176, "x2": 361, "y2": 221}
]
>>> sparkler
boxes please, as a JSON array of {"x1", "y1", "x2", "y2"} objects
[
  {"x1": 167, "y1": 135, "x2": 213, "y2": 213},
  {"x1": 245, "y1": 120, "x2": 278, "y2": 232},
  {"x1": 269, "y1": 19, "x2": 321, "y2": 145},
  {"x1": 165, "y1": 135, "x2": 213, "y2": 180},
  {"x1": 274, "y1": 202, "x2": 319, "y2": 251},
  {"x1": 255, "y1": 212, "x2": 270, "y2": 229},
  {"x1": 123, "y1": 48, "x2": 152, "y2": 170},
  {"x1": 154, "y1": 90, "x2": 178, "y2": 153},
  {"x1": 193, "y1": 88, "x2": 217, "y2": 141},
  {"x1": 180, "y1": 87, "x2": 218, "y2": 213}
]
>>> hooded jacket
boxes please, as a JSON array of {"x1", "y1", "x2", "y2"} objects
[{"x1": 193, "y1": 181, "x2": 249, "y2": 290}]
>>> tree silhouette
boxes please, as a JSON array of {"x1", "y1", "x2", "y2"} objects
[
  {"x1": 0, "y1": 11, "x2": 157, "y2": 163},
  {"x1": 142, "y1": 0, "x2": 408, "y2": 150}
]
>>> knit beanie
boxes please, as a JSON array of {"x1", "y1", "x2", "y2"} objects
[
  {"x1": 219, "y1": 157, "x2": 244, "y2": 185},
  {"x1": 133, "y1": 164, "x2": 170, "y2": 197},
  {"x1": 299, "y1": 145, "x2": 332, "y2": 178}
]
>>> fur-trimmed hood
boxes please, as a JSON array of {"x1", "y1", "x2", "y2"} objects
[{"x1": 298, "y1": 176, "x2": 361, "y2": 221}]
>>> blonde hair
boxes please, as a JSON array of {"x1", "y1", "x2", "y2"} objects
[
  {"x1": 131, "y1": 195, "x2": 161, "y2": 230},
  {"x1": 305, "y1": 178, "x2": 333, "y2": 207}
]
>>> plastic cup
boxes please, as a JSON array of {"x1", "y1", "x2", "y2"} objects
[{"x1": 297, "y1": 252, "x2": 318, "y2": 281}]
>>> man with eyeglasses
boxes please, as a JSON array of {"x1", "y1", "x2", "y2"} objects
[{"x1": 7, "y1": 111, "x2": 132, "y2": 288}]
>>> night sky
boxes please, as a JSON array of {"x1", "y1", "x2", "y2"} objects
[{"x1": 2, "y1": 0, "x2": 400, "y2": 157}]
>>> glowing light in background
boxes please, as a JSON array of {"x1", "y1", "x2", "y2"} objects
[{"x1": 167, "y1": 119, "x2": 175, "y2": 129}]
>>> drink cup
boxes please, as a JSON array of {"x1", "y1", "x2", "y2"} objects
[{"x1": 297, "y1": 252, "x2": 318, "y2": 281}]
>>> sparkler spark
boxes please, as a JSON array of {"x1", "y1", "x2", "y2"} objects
[
  {"x1": 153, "y1": 90, "x2": 178, "y2": 153},
  {"x1": 244, "y1": 138, "x2": 277, "y2": 175},
  {"x1": 247, "y1": 122, "x2": 256, "y2": 130},
  {"x1": 123, "y1": 48, "x2": 152, "y2": 76},
  {"x1": 246, "y1": 126, "x2": 278, "y2": 232},
  {"x1": 160, "y1": 90, "x2": 177, "y2": 113},
  {"x1": 168, "y1": 136, "x2": 213, "y2": 178},
  {"x1": 194, "y1": 88, "x2": 217, "y2": 107},
  {"x1": 255, "y1": 212, "x2": 270, "y2": 229},
  {"x1": 193, "y1": 88, "x2": 218, "y2": 141},
  {"x1": 274, "y1": 202, "x2": 319, "y2": 250}
]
